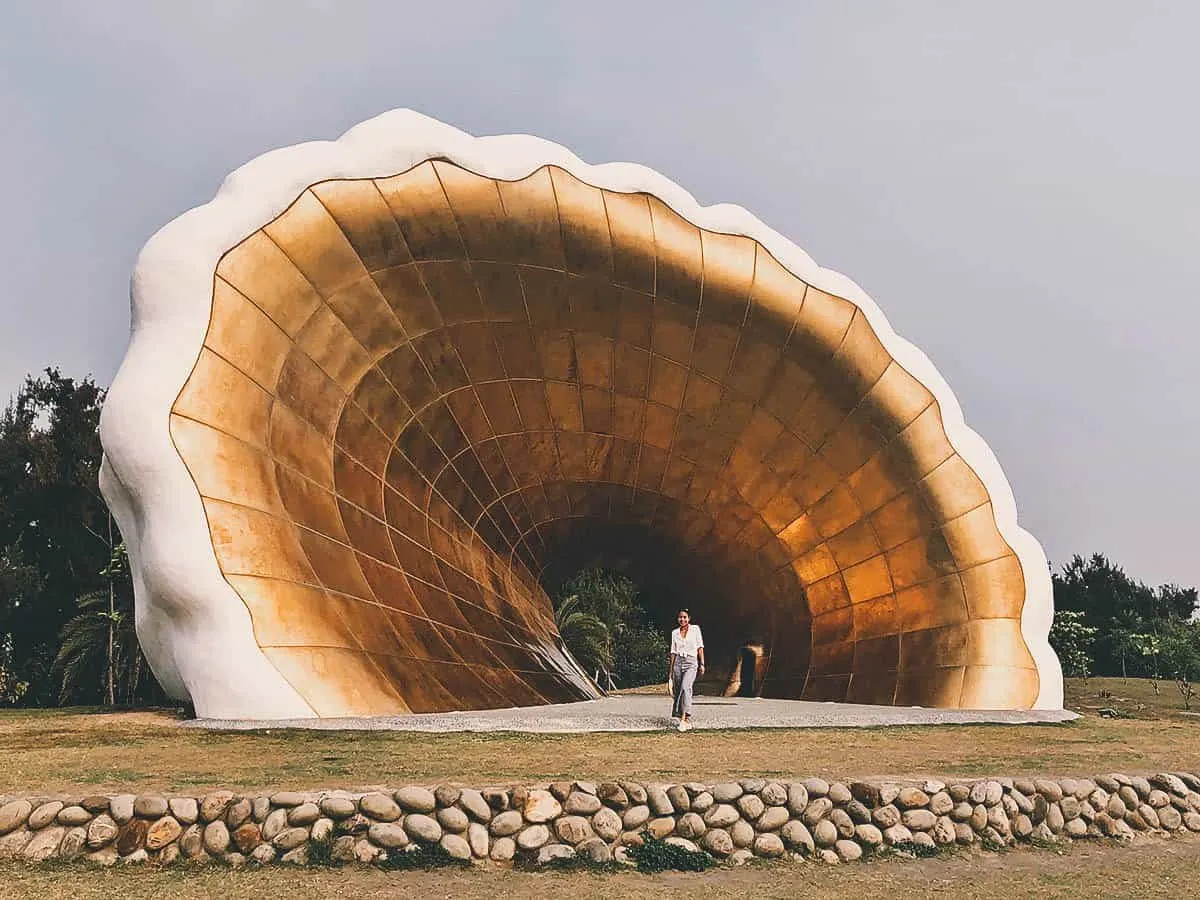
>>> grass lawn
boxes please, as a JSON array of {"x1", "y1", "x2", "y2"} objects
[
  {"x1": 1, "y1": 835, "x2": 1198, "y2": 899},
  {"x1": 0, "y1": 677, "x2": 1196, "y2": 796}
]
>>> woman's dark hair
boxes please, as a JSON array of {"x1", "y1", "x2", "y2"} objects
[{"x1": 677, "y1": 608, "x2": 690, "y2": 616}]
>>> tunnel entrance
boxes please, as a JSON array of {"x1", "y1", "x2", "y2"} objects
[{"x1": 538, "y1": 515, "x2": 811, "y2": 702}]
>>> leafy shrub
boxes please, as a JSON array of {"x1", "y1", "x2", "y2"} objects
[
  {"x1": 978, "y1": 833, "x2": 1009, "y2": 853},
  {"x1": 613, "y1": 623, "x2": 668, "y2": 687},
  {"x1": 1048, "y1": 610, "x2": 1098, "y2": 680},
  {"x1": 555, "y1": 569, "x2": 671, "y2": 689},
  {"x1": 514, "y1": 852, "x2": 617, "y2": 872},
  {"x1": 305, "y1": 834, "x2": 337, "y2": 867},
  {"x1": 628, "y1": 834, "x2": 715, "y2": 872},
  {"x1": 376, "y1": 842, "x2": 468, "y2": 870}
]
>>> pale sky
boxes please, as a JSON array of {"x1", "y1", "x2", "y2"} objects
[{"x1": 2, "y1": 1, "x2": 1197, "y2": 590}]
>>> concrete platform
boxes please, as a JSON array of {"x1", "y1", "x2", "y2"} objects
[{"x1": 187, "y1": 694, "x2": 1078, "y2": 733}]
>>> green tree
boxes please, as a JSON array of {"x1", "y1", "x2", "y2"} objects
[
  {"x1": 0, "y1": 369, "x2": 165, "y2": 707},
  {"x1": 1047, "y1": 610, "x2": 1098, "y2": 679},
  {"x1": 1159, "y1": 619, "x2": 1200, "y2": 710},
  {"x1": 0, "y1": 546, "x2": 39, "y2": 704},
  {"x1": 0, "y1": 370, "x2": 111, "y2": 704},
  {"x1": 558, "y1": 569, "x2": 638, "y2": 632},
  {"x1": 612, "y1": 622, "x2": 668, "y2": 687},
  {"x1": 53, "y1": 542, "x2": 154, "y2": 705},
  {"x1": 554, "y1": 594, "x2": 611, "y2": 681},
  {"x1": 1157, "y1": 584, "x2": 1200, "y2": 620},
  {"x1": 1052, "y1": 553, "x2": 1198, "y2": 680},
  {"x1": 1109, "y1": 618, "x2": 1144, "y2": 684},
  {"x1": 554, "y1": 569, "x2": 668, "y2": 688},
  {"x1": 0, "y1": 633, "x2": 28, "y2": 704}
]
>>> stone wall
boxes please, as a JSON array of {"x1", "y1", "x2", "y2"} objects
[{"x1": 2, "y1": 772, "x2": 1199, "y2": 868}]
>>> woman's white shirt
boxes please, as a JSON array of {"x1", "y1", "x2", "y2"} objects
[{"x1": 670, "y1": 625, "x2": 704, "y2": 658}]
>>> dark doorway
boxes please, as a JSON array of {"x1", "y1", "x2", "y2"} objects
[{"x1": 738, "y1": 647, "x2": 758, "y2": 697}]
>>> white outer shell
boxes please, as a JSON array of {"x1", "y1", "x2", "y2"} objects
[{"x1": 100, "y1": 109, "x2": 1064, "y2": 717}]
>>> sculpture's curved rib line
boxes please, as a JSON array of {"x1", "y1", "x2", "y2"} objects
[{"x1": 100, "y1": 109, "x2": 1062, "y2": 717}]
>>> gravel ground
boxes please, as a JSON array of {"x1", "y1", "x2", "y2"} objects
[{"x1": 186, "y1": 694, "x2": 1077, "y2": 733}]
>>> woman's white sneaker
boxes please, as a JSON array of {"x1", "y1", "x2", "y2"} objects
[{"x1": 678, "y1": 720, "x2": 691, "y2": 732}]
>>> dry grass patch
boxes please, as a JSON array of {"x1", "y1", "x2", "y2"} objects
[
  {"x1": 0, "y1": 678, "x2": 1196, "y2": 795},
  {"x1": 1, "y1": 835, "x2": 1199, "y2": 899}
]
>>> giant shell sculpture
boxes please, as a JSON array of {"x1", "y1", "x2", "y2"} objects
[{"x1": 99, "y1": 110, "x2": 1062, "y2": 718}]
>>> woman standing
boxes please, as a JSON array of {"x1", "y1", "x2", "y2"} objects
[{"x1": 668, "y1": 609, "x2": 705, "y2": 732}]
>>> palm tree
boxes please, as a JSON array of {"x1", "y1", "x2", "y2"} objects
[
  {"x1": 55, "y1": 591, "x2": 129, "y2": 703},
  {"x1": 554, "y1": 594, "x2": 612, "y2": 686},
  {"x1": 53, "y1": 541, "x2": 149, "y2": 705}
]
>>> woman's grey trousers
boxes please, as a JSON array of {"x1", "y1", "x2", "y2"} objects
[{"x1": 671, "y1": 655, "x2": 698, "y2": 718}]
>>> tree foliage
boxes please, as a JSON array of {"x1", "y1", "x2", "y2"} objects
[
  {"x1": 554, "y1": 569, "x2": 667, "y2": 688},
  {"x1": 612, "y1": 623, "x2": 668, "y2": 687},
  {"x1": 1158, "y1": 618, "x2": 1200, "y2": 709},
  {"x1": 0, "y1": 369, "x2": 161, "y2": 706},
  {"x1": 0, "y1": 370, "x2": 109, "y2": 703},
  {"x1": 1048, "y1": 610, "x2": 1097, "y2": 679},
  {"x1": 53, "y1": 542, "x2": 151, "y2": 705},
  {"x1": 553, "y1": 594, "x2": 612, "y2": 678},
  {"x1": 1052, "y1": 554, "x2": 1197, "y2": 675},
  {"x1": 1052, "y1": 552, "x2": 1200, "y2": 707}
]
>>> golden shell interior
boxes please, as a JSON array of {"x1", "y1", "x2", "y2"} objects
[{"x1": 169, "y1": 161, "x2": 1039, "y2": 715}]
